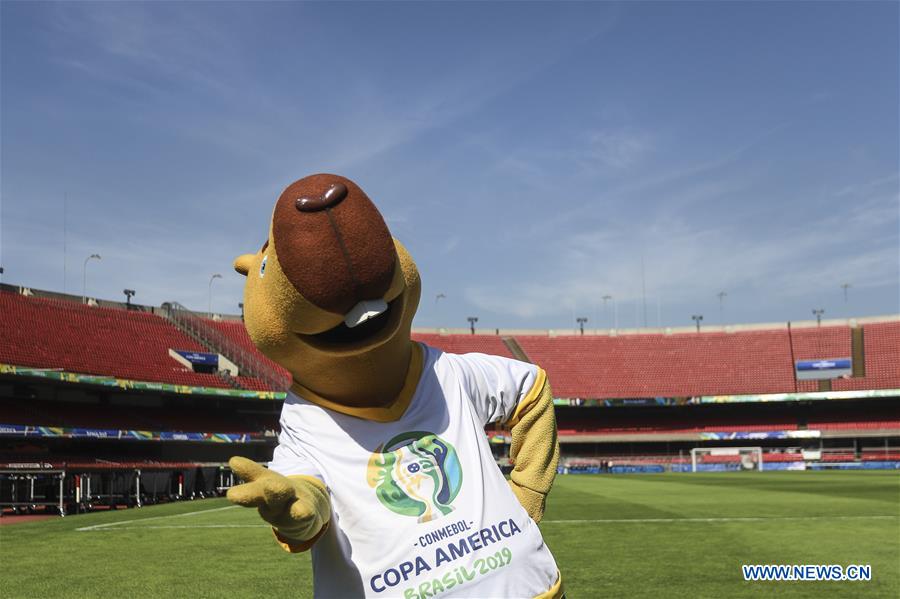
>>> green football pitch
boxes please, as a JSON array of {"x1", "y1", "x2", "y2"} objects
[{"x1": 1, "y1": 471, "x2": 897, "y2": 598}]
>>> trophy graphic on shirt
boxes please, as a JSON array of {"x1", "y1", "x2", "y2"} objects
[{"x1": 367, "y1": 431, "x2": 463, "y2": 523}]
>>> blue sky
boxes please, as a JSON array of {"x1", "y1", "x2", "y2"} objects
[{"x1": 1, "y1": 1, "x2": 897, "y2": 331}]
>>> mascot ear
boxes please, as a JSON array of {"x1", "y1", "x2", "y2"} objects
[{"x1": 233, "y1": 254, "x2": 255, "y2": 276}]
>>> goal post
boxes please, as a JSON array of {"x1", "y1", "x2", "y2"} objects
[{"x1": 690, "y1": 447, "x2": 763, "y2": 472}]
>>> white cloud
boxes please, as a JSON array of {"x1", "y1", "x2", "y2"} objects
[
  {"x1": 583, "y1": 129, "x2": 653, "y2": 169},
  {"x1": 441, "y1": 236, "x2": 461, "y2": 255},
  {"x1": 464, "y1": 185, "x2": 899, "y2": 321},
  {"x1": 834, "y1": 172, "x2": 899, "y2": 198}
]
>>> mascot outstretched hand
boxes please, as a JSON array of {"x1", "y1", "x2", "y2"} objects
[{"x1": 228, "y1": 174, "x2": 562, "y2": 598}]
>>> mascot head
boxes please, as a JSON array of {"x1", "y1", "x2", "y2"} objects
[{"x1": 233, "y1": 174, "x2": 421, "y2": 401}]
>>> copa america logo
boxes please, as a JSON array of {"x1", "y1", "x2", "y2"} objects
[{"x1": 366, "y1": 431, "x2": 463, "y2": 523}]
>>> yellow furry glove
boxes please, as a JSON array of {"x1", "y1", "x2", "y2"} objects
[
  {"x1": 507, "y1": 374, "x2": 559, "y2": 523},
  {"x1": 227, "y1": 456, "x2": 331, "y2": 552}
]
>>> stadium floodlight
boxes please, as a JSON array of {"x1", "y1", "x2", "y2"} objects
[
  {"x1": 467, "y1": 316, "x2": 478, "y2": 335},
  {"x1": 691, "y1": 314, "x2": 703, "y2": 332},
  {"x1": 208, "y1": 274, "x2": 223, "y2": 317},
  {"x1": 239, "y1": 302, "x2": 244, "y2": 320},
  {"x1": 123, "y1": 289, "x2": 136, "y2": 309},
  {"x1": 604, "y1": 295, "x2": 618, "y2": 330},
  {"x1": 576, "y1": 317, "x2": 588, "y2": 335},
  {"x1": 717, "y1": 291, "x2": 727, "y2": 324},
  {"x1": 82, "y1": 254, "x2": 101, "y2": 304},
  {"x1": 840, "y1": 283, "x2": 851, "y2": 304},
  {"x1": 812, "y1": 308, "x2": 824, "y2": 326}
]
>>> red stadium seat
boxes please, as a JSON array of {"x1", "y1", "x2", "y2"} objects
[
  {"x1": 411, "y1": 333, "x2": 514, "y2": 358},
  {"x1": 1, "y1": 292, "x2": 232, "y2": 389},
  {"x1": 3, "y1": 291, "x2": 898, "y2": 400},
  {"x1": 203, "y1": 319, "x2": 292, "y2": 389}
]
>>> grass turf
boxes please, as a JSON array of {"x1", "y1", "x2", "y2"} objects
[{"x1": 1, "y1": 470, "x2": 897, "y2": 598}]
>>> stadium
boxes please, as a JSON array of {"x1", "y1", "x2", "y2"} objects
[
  {"x1": 3, "y1": 2, "x2": 899, "y2": 598},
  {"x1": 1, "y1": 284, "x2": 898, "y2": 596}
]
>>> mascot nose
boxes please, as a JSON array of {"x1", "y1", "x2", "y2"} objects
[
  {"x1": 273, "y1": 174, "x2": 397, "y2": 316},
  {"x1": 295, "y1": 183, "x2": 348, "y2": 212}
]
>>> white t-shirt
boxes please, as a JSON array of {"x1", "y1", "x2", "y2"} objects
[{"x1": 269, "y1": 343, "x2": 560, "y2": 599}]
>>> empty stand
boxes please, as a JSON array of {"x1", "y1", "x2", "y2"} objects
[
  {"x1": 2, "y1": 290, "x2": 898, "y2": 399},
  {"x1": 824, "y1": 322, "x2": 900, "y2": 392},
  {"x1": 205, "y1": 319, "x2": 291, "y2": 385},
  {"x1": 517, "y1": 331, "x2": 797, "y2": 398},
  {"x1": 517, "y1": 323, "x2": 900, "y2": 399},
  {"x1": 411, "y1": 333, "x2": 513, "y2": 358},
  {"x1": 166, "y1": 303, "x2": 287, "y2": 391},
  {"x1": 0, "y1": 292, "x2": 233, "y2": 388}
]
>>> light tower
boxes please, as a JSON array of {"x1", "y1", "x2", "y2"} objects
[
  {"x1": 208, "y1": 273, "x2": 222, "y2": 317},
  {"x1": 692, "y1": 314, "x2": 703, "y2": 333},
  {"x1": 840, "y1": 283, "x2": 851, "y2": 305},
  {"x1": 717, "y1": 291, "x2": 727, "y2": 324},
  {"x1": 812, "y1": 308, "x2": 824, "y2": 327},
  {"x1": 82, "y1": 254, "x2": 101, "y2": 303},
  {"x1": 576, "y1": 317, "x2": 588, "y2": 335},
  {"x1": 467, "y1": 316, "x2": 478, "y2": 335},
  {"x1": 601, "y1": 294, "x2": 612, "y2": 328}
]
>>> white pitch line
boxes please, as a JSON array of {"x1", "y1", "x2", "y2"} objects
[
  {"x1": 76, "y1": 512, "x2": 899, "y2": 532},
  {"x1": 75, "y1": 504, "x2": 238, "y2": 531},
  {"x1": 542, "y1": 515, "x2": 899, "y2": 524},
  {"x1": 83, "y1": 524, "x2": 268, "y2": 530}
]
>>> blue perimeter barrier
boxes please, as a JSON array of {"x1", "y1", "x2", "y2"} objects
[
  {"x1": 562, "y1": 461, "x2": 900, "y2": 474},
  {"x1": 809, "y1": 461, "x2": 900, "y2": 470}
]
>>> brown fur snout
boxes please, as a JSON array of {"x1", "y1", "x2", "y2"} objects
[{"x1": 272, "y1": 174, "x2": 397, "y2": 315}]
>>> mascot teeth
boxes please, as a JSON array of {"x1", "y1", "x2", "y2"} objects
[{"x1": 344, "y1": 299, "x2": 389, "y2": 328}]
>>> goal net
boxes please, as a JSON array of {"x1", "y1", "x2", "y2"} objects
[{"x1": 690, "y1": 447, "x2": 763, "y2": 472}]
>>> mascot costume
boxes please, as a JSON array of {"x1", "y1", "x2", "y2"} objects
[{"x1": 227, "y1": 174, "x2": 562, "y2": 598}]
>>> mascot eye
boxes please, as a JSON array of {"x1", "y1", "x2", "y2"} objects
[
  {"x1": 407, "y1": 463, "x2": 420, "y2": 473},
  {"x1": 259, "y1": 255, "x2": 267, "y2": 278}
]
